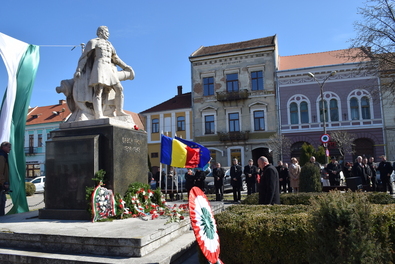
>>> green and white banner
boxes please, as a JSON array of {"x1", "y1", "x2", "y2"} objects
[{"x1": 0, "y1": 32, "x2": 40, "y2": 214}]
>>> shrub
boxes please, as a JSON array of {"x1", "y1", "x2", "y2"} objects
[
  {"x1": 308, "y1": 191, "x2": 392, "y2": 263},
  {"x1": 299, "y1": 163, "x2": 322, "y2": 192},
  {"x1": 215, "y1": 204, "x2": 312, "y2": 263},
  {"x1": 25, "y1": 182, "x2": 35, "y2": 196}
]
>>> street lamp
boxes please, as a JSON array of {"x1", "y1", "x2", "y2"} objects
[{"x1": 307, "y1": 71, "x2": 336, "y2": 160}]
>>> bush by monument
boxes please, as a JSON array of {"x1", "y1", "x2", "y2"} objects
[
  {"x1": 25, "y1": 182, "x2": 35, "y2": 196},
  {"x1": 216, "y1": 191, "x2": 395, "y2": 263}
]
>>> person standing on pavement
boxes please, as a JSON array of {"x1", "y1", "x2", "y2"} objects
[
  {"x1": 194, "y1": 168, "x2": 206, "y2": 192},
  {"x1": 289, "y1": 157, "x2": 301, "y2": 193},
  {"x1": 185, "y1": 168, "x2": 195, "y2": 198},
  {"x1": 244, "y1": 159, "x2": 258, "y2": 195},
  {"x1": 352, "y1": 156, "x2": 366, "y2": 187},
  {"x1": 276, "y1": 161, "x2": 288, "y2": 193},
  {"x1": 326, "y1": 157, "x2": 341, "y2": 186},
  {"x1": 368, "y1": 157, "x2": 377, "y2": 191},
  {"x1": 212, "y1": 163, "x2": 225, "y2": 201},
  {"x1": 230, "y1": 158, "x2": 242, "y2": 203},
  {"x1": 378, "y1": 155, "x2": 394, "y2": 194},
  {"x1": 257, "y1": 156, "x2": 280, "y2": 205},
  {"x1": 0, "y1": 142, "x2": 11, "y2": 216}
]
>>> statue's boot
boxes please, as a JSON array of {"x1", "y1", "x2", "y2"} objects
[{"x1": 115, "y1": 95, "x2": 129, "y2": 116}]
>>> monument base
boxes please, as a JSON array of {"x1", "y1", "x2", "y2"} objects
[{"x1": 39, "y1": 119, "x2": 147, "y2": 220}]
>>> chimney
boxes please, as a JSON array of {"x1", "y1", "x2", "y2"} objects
[
  {"x1": 59, "y1": 99, "x2": 66, "y2": 105},
  {"x1": 177, "y1": 85, "x2": 182, "y2": 96}
]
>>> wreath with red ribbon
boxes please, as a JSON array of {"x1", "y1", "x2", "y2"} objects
[{"x1": 189, "y1": 186, "x2": 222, "y2": 264}]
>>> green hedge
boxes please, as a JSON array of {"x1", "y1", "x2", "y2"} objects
[{"x1": 215, "y1": 191, "x2": 395, "y2": 264}]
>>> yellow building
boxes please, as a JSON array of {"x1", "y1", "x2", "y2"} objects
[{"x1": 140, "y1": 86, "x2": 192, "y2": 173}]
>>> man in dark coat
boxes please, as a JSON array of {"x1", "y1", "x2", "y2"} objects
[
  {"x1": 276, "y1": 161, "x2": 288, "y2": 193},
  {"x1": 326, "y1": 157, "x2": 341, "y2": 186},
  {"x1": 194, "y1": 168, "x2": 206, "y2": 192},
  {"x1": 368, "y1": 157, "x2": 377, "y2": 191},
  {"x1": 352, "y1": 156, "x2": 366, "y2": 186},
  {"x1": 212, "y1": 162, "x2": 225, "y2": 201},
  {"x1": 0, "y1": 142, "x2": 11, "y2": 216},
  {"x1": 378, "y1": 155, "x2": 394, "y2": 194},
  {"x1": 244, "y1": 159, "x2": 258, "y2": 195},
  {"x1": 258, "y1": 156, "x2": 280, "y2": 205},
  {"x1": 230, "y1": 158, "x2": 243, "y2": 203},
  {"x1": 185, "y1": 168, "x2": 195, "y2": 198}
]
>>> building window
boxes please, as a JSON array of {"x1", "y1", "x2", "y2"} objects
[
  {"x1": 253, "y1": 110, "x2": 265, "y2": 131},
  {"x1": 361, "y1": 96, "x2": 371, "y2": 119},
  {"x1": 151, "y1": 152, "x2": 159, "y2": 158},
  {"x1": 38, "y1": 134, "x2": 43, "y2": 147},
  {"x1": 330, "y1": 99, "x2": 339, "y2": 121},
  {"x1": 226, "y1": 73, "x2": 239, "y2": 92},
  {"x1": 290, "y1": 102, "x2": 299, "y2": 124},
  {"x1": 350, "y1": 97, "x2": 359, "y2": 120},
  {"x1": 251, "y1": 71, "x2": 263, "y2": 91},
  {"x1": 300, "y1": 101, "x2": 309, "y2": 123},
  {"x1": 205, "y1": 115, "x2": 215, "y2": 134},
  {"x1": 177, "y1": 116, "x2": 185, "y2": 131},
  {"x1": 29, "y1": 135, "x2": 34, "y2": 147},
  {"x1": 47, "y1": 133, "x2": 51, "y2": 140},
  {"x1": 152, "y1": 118, "x2": 159, "y2": 133},
  {"x1": 229, "y1": 113, "x2": 240, "y2": 132},
  {"x1": 203, "y1": 77, "x2": 214, "y2": 96}
]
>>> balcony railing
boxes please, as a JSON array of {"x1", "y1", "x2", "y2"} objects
[
  {"x1": 24, "y1": 147, "x2": 37, "y2": 155},
  {"x1": 217, "y1": 131, "x2": 250, "y2": 142},
  {"x1": 216, "y1": 89, "x2": 250, "y2": 102}
]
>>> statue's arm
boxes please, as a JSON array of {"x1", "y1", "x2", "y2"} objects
[
  {"x1": 74, "y1": 40, "x2": 94, "y2": 78},
  {"x1": 111, "y1": 45, "x2": 132, "y2": 71}
]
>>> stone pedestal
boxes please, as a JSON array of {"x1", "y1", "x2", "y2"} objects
[{"x1": 39, "y1": 119, "x2": 147, "y2": 220}]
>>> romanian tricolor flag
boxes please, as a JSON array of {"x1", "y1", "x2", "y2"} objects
[
  {"x1": 160, "y1": 134, "x2": 200, "y2": 168},
  {"x1": 175, "y1": 137, "x2": 211, "y2": 169}
]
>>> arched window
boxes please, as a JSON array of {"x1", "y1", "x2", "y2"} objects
[
  {"x1": 348, "y1": 89, "x2": 372, "y2": 121},
  {"x1": 290, "y1": 102, "x2": 298, "y2": 124},
  {"x1": 300, "y1": 101, "x2": 309, "y2": 123},
  {"x1": 330, "y1": 99, "x2": 339, "y2": 121},
  {"x1": 350, "y1": 97, "x2": 359, "y2": 120},
  {"x1": 288, "y1": 94, "x2": 310, "y2": 125},
  {"x1": 361, "y1": 96, "x2": 370, "y2": 119}
]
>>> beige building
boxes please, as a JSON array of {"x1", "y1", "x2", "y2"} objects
[
  {"x1": 140, "y1": 86, "x2": 193, "y2": 172},
  {"x1": 189, "y1": 36, "x2": 279, "y2": 167}
]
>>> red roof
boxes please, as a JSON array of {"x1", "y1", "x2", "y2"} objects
[
  {"x1": 27, "y1": 100, "x2": 145, "y2": 130},
  {"x1": 26, "y1": 100, "x2": 71, "y2": 125},
  {"x1": 279, "y1": 48, "x2": 370, "y2": 71}
]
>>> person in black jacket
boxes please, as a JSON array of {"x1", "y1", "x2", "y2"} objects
[
  {"x1": 326, "y1": 157, "x2": 341, "y2": 186},
  {"x1": 194, "y1": 168, "x2": 206, "y2": 192},
  {"x1": 257, "y1": 156, "x2": 280, "y2": 205},
  {"x1": 352, "y1": 156, "x2": 366, "y2": 186},
  {"x1": 212, "y1": 163, "x2": 225, "y2": 201},
  {"x1": 276, "y1": 161, "x2": 288, "y2": 193},
  {"x1": 185, "y1": 168, "x2": 195, "y2": 198},
  {"x1": 378, "y1": 155, "x2": 394, "y2": 194},
  {"x1": 368, "y1": 157, "x2": 377, "y2": 191},
  {"x1": 230, "y1": 158, "x2": 243, "y2": 203},
  {"x1": 244, "y1": 159, "x2": 258, "y2": 195}
]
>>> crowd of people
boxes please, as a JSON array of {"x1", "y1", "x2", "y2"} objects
[{"x1": 148, "y1": 154, "x2": 394, "y2": 206}]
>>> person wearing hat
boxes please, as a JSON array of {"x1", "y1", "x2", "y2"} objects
[
  {"x1": 326, "y1": 156, "x2": 341, "y2": 186},
  {"x1": 244, "y1": 159, "x2": 258, "y2": 195}
]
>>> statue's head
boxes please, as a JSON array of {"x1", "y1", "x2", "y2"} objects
[{"x1": 97, "y1": 26, "x2": 109, "y2": 39}]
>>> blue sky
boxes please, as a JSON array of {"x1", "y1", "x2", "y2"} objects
[{"x1": 0, "y1": 0, "x2": 363, "y2": 114}]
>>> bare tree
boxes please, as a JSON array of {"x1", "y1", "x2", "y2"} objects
[
  {"x1": 329, "y1": 131, "x2": 356, "y2": 157},
  {"x1": 267, "y1": 133, "x2": 292, "y2": 160},
  {"x1": 347, "y1": 0, "x2": 395, "y2": 100}
]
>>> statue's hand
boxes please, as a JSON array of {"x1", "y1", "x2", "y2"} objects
[
  {"x1": 124, "y1": 65, "x2": 133, "y2": 71},
  {"x1": 74, "y1": 70, "x2": 81, "y2": 78}
]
